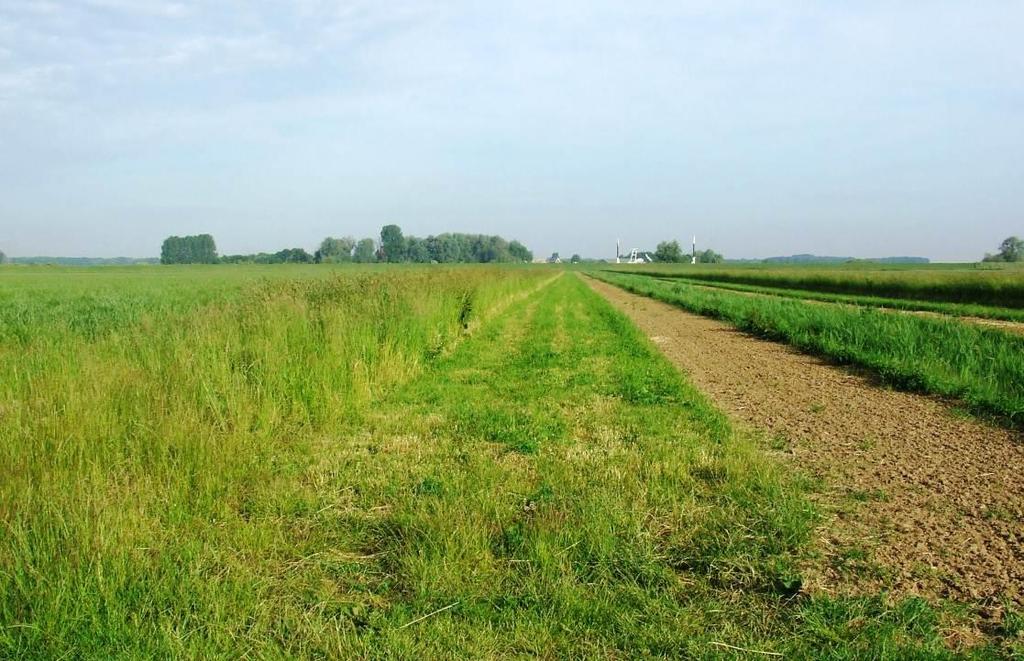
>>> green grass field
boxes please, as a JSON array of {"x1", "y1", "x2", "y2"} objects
[
  {"x1": 1, "y1": 265, "x2": 1019, "y2": 657},
  {"x1": 645, "y1": 275, "x2": 1024, "y2": 323},
  {"x1": 610, "y1": 262, "x2": 1024, "y2": 308}
]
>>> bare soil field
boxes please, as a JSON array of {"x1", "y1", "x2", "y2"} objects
[{"x1": 589, "y1": 277, "x2": 1024, "y2": 615}]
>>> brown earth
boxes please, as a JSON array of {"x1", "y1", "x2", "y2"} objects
[{"x1": 587, "y1": 276, "x2": 1024, "y2": 614}]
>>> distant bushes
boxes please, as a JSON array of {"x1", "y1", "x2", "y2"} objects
[
  {"x1": 221, "y1": 248, "x2": 314, "y2": 264},
  {"x1": 652, "y1": 240, "x2": 724, "y2": 264}
]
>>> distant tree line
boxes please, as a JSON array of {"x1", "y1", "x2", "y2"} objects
[
  {"x1": 983, "y1": 236, "x2": 1024, "y2": 263},
  {"x1": 758, "y1": 255, "x2": 929, "y2": 264},
  {"x1": 6, "y1": 256, "x2": 160, "y2": 266},
  {"x1": 374, "y1": 225, "x2": 533, "y2": 264},
  {"x1": 161, "y1": 226, "x2": 533, "y2": 265},
  {"x1": 221, "y1": 248, "x2": 317, "y2": 264},
  {"x1": 653, "y1": 240, "x2": 724, "y2": 264}
]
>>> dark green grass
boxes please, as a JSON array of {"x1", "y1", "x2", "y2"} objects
[
  {"x1": 607, "y1": 264, "x2": 1024, "y2": 309},
  {"x1": 643, "y1": 275, "x2": 1024, "y2": 323},
  {"x1": 592, "y1": 272, "x2": 1024, "y2": 428}
]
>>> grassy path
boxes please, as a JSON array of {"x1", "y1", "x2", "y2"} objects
[
  {"x1": 272, "y1": 272, "x2": 821, "y2": 657},
  {"x1": 3, "y1": 272, "x2": 1005, "y2": 657}
]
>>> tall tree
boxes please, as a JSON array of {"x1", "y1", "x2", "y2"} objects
[
  {"x1": 160, "y1": 234, "x2": 218, "y2": 264},
  {"x1": 654, "y1": 240, "x2": 684, "y2": 263},
  {"x1": 998, "y1": 236, "x2": 1024, "y2": 262},
  {"x1": 352, "y1": 238, "x2": 377, "y2": 263},
  {"x1": 405, "y1": 236, "x2": 431, "y2": 263},
  {"x1": 380, "y1": 224, "x2": 405, "y2": 262},
  {"x1": 0, "y1": 249, "x2": 6, "y2": 264},
  {"x1": 509, "y1": 240, "x2": 533, "y2": 262},
  {"x1": 317, "y1": 236, "x2": 355, "y2": 263}
]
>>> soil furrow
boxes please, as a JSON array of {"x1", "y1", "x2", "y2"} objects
[{"x1": 588, "y1": 276, "x2": 1024, "y2": 613}]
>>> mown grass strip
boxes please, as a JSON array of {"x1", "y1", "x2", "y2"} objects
[
  {"x1": 592, "y1": 271, "x2": 1024, "y2": 428},
  {"x1": 270, "y1": 273, "x2": 986, "y2": 658}
]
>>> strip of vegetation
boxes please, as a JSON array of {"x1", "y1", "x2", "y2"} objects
[
  {"x1": 0, "y1": 266, "x2": 550, "y2": 656},
  {"x1": 3, "y1": 270, "x2": 1005, "y2": 657},
  {"x1": 645, "y1": 274, "x2": 1024, "y2": 323},
  {"x1": 609, "y1": 265, "x2": 1024, "y2": 308},
  {"x1": 592, "y1": 272, "x2": 1024, "y2": 427}
]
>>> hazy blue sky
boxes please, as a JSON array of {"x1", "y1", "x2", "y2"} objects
[{"x1": 1, "y1": 1, "x2": 1021, "y2": 261}]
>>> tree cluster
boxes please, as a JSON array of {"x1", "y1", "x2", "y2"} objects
[
  {"x1": 313, "y1": 236, "x2": 377, "y2": 263},
  {"x1": 160, "y1": 234, "x2": 218, "y2": 264},
  {"x1": 653, "y1": 240, "x2": 724, "y2": 264},
  {"x1": 983, "y1": 236, "x2": 1024, "y2": 263},
  {"x1": 317, "y1": 225, "x2": 532, "y2": 264},
  {"x1": 376, "y1": 225, "x2": 533, "y2": 264}
]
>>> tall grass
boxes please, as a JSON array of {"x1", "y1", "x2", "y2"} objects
[
  {"x1": 0, "y1": 266, "x2": 549, "y2": 656},
  {"x1": 649, "y1": 275, "x2": 1024, "y2": 322},
  {"x1": 610, "y1": 264, "x2": 1024, "y2": 308},
  {"x1": 593, "y1": 271, "x2": 1024, "y2": 425},
  {"x1": 1, "y1": 266, "x2": 1016, "y2": 656}
]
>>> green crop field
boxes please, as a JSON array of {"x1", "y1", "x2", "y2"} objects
[
  {"x1": 610, "y1": 262, "x2": 1024, "y2": 308},
  {"x1": 1, "y1": 265, "x2": 1020, "y2": 658}
]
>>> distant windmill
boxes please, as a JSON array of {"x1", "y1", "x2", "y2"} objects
[{"x1": 615, "y1": 238, "x2": 651, "y2": 264}]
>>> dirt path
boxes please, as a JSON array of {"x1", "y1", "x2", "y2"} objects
[{"x1": 588, "y1": 276, "x2": 1024, "y2": 613}]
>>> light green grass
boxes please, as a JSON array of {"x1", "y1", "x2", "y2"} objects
[
  {"x1": 0, "y1": 268, "x2": 1015, "y2": 657},
  {"x1": 608, "y1": 263, "x2": 1024, "y2": 308},
  {"x1": 646, "y1": 275, "x2": 1024, "y2": 323}
]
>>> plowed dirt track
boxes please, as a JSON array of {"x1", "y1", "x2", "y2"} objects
[{"x1": 589, "y1": 276, "x2": 1024, "y2": 611}]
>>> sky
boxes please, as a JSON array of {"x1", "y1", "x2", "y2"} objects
[{"x1": 0, "y1": 1, "x2": 1021, "y2": 261}]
